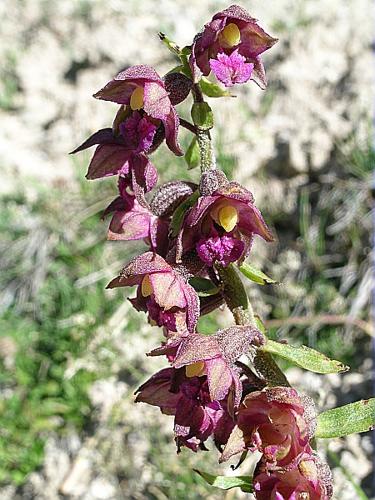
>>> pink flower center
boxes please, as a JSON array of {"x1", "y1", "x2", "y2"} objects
[
  {"x1": 120, "y1": 111, "x2": 157, "y2": 153},
  {"x1": 196, "y1": 233, "x2": 245, "y2": 267},
  {"x1": 146, "y1": 297, "x2": 178, "y2": 331},
  {"x1": 209, "y1": 49, "x2": 254, "y2": 87}
]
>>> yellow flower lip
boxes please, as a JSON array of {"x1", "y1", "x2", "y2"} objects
[
  {"x1": 218, "y1": 205, "x2": 239, "y2": 232},
  {"x1": 130, "y1": 86, "x2": 144, "y2": 110},
  {"x1": 141, "y1": 275, "x2": 153, "y2": 297},
  {"x1": 220, "y1": 23, "x2": 241, "y2": 48},
  {"x1": 186, "y1": 361, "x2": 206, "y2": 378}
]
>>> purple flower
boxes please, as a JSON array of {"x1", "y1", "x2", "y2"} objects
[
  {"x1": 170, "y1": 326, "x2": 264, "y2": 407},
  {"x1": 135, "y1": 367, "x2": 235, "y2": 452},
  {"x1": 146, "y1": 297, "x2": 180, "y2": 331},
  {"x1": 220, "y1": 387, "x2": 316, "y2": 467},
  {"x1": 102, "y1": 178, "x2": 168, "y2": 253},
  {"x1": 119, "y1": 111, "x2": 157, "y2": 154},
  {"x1": 70, "y1": 127, "x2": 158, "y2": 193},
  {"x1": 180, "y1": 177, "x2": 274, "y2": 266},
  {"x1": 209, "y1": 49, "x2": 254, "y2": 87},
  {"x1": 94, "y1": 65, "x2": 182, "y2": 156},
  {"x1": 196, "y1": 233, "x2": 244, "y2": 266},
  {"x1": 190, "y1": 5, "x2": 278, "y2": 88},
  {"x1": 107, "y1": 252, "x2": 200, "y2": 334},
  {"x1": 253, "y1": 450, "x2": 333, "y2": 500}
]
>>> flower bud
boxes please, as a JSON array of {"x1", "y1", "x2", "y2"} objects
[
  {"x1": 150, "y1": 181, "x2": 197, "y2": 217},
  {"x1": 164, "y1": 72, "x2": 193, "y2": 106}
]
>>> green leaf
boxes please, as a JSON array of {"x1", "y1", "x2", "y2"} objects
[
  {"x1": 191, "y1": 102, "x2": 214, "y2": 130},
  {"x1": 194, "y1": 470, "x2": 253, "y2": 493},
  {"x1": 170, "y1": 191, "x2": 199, "y2": 238},
  {"x1": 238, "y1": 262, "x2": 277, "y2": 285},
  {"x1": 185, "y1": 136, "x2": 200, "y2": 170},
  {"x1": 189, "y1": 277, "x2": 220, "y2": 297},
  {"x1": 261, "y1": 339, "x2": 349, "y2": 374},
  {"x1": 316, "y1": 399, "x2": 375, "y2": 438},
  {"x1": 199, "y1": 77, "x2": 232, "y2": 98}
]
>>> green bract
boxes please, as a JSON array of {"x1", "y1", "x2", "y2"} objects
[
  {"x1": 169, "y1": 190, "x2": 199, "y2": 237},
  {"x1": 261, "y1": 339, "x2": 349, "y2": 374},
  {"x1": 194, "y1": 470, "x2": 253, "y2": 493},
  {"x1": 191, "y1": 102, "x2": 214, "y2": 130},
  {"x1": 185, "y1": 136, "x2": 200, "y2": 169},
  {"x1": 199, "y1": 77, "x2": 232, "y2": 98},
  {"x1": 239, "y1": 262, "x2": 277, "y2": 285},
  {"x1": 316, "y1": 399, "x2": 375, "y2": 438}
]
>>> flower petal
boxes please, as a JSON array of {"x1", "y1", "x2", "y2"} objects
[
  {"x1": 94, "y1": 65, "x2": 162, "y2": 103},
  {"x1": 107, "y1": 252, "x2": 171, "y2": 288},
  {"x1": 86, "y1": 144, "x2": 131, "y2": 180},
  {"x1": 163, "y1": 106, "x2": 183, "y2": 156},
  {"x1": 219, "y1": 425, "x2": 246, "y2": 463},
  {"x1": 173, "y1": 334, "x2": 221, "y2": 368},
  {"x1": 130, "y1": 154, "x2": 158, "y2": 193},
  {"x1": 107, "y1": 208, "x2": 151, "y2": 241},
  {"x1": 183, "y1": 282, "x2": 201, "y2": 333},
  {"x1": 206, "y1": 357, "x2": 233, "y2": 402},
  {"x1": 135, "y1": 368, "x2": 180, "y2": 416},
  {"x1": 149, "y1": 272, "x2": 187, "y2": 310},
  {"x1": 70, "y1": 128, "x2": 117, "y2": 154},
  {"x1": 143, "y1": 81, "x2": 171, "y2": 119}
]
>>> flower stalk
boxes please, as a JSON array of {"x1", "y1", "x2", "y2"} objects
[
  {"x1": 71, "y1": 5, "x2": 374, "y2": 498},
  {"x1": 216, "y1": 263, "x2": 289, "y2": 387},
  {"x1": 192, "y1": 84, "x2": 216, "y2": 171},
  {"x1": 196, "y1": 129, "x2": 216, "y2": 171}
]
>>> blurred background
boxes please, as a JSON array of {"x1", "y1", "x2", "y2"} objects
[{"x1": 0, "y1": 0, "x2": 373, "y2": 498}]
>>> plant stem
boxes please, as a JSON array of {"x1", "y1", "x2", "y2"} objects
[
  {"x1": 194, "y1": 90, "x2": 288, "y2": 387},
  {"x1": 192, "y1": 84, "x2": 216, "y2": 171},
  {"x1": 179, "y1": 118, "x2": 197, "y2": 135},
  {"x1": 196, "y1": 131, "x2": 216, "y2": 171},
  {"x1": 216, "y1": 264, "x2": 289, "y2": 388}
]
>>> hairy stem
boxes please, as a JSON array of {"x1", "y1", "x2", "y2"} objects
[
  {"x1": 194, "y1": 89, "x2": 288, "y2": 387},
  {"x1": 216, "y1": 265, "x2": 289, "y2": 387},
  {"x1": 196, "y1": 130, "x2": 216, "y2": 171},
  {"x1": 193, "y1": 84, "x2": 216, "y2": 171}
]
